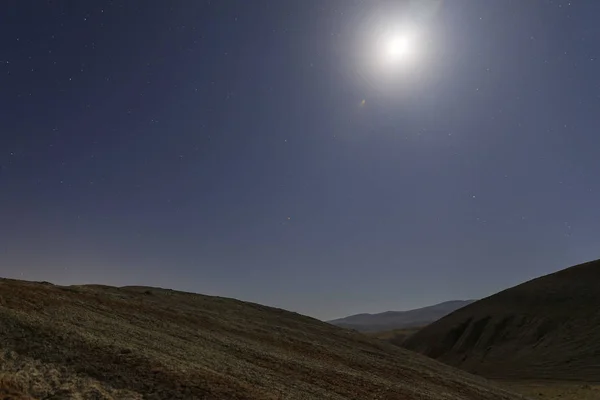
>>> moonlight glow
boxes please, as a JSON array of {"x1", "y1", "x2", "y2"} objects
[
  {"x1": 380, "y1": 31, "x2": 418, "y2": 66},
  {"x1": 386, "y1": 36, "x2": 410, "y2": 59}
]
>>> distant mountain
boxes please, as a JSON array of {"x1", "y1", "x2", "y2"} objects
[
  {"x1": 328, "y1": 300, "x2": 476, "y2": 332},
  {"x1": 403, "y1": 259, "x2": 600, "y2": 381}
]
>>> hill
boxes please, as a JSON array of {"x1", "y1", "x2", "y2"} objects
[
  {"x1": 367, "y1": 326, "x2": 423, "y2": 347},
  {"x1": 0, "y1": 278, "x2": 525, "y2": 399},
  {"x1": 403, "y1": 259, "x2": 600, "y2": 381},
  {"x1": 328, "y1": 300, "x2": 475, "y2": 332}
]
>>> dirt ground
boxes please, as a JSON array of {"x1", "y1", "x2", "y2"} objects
[{"x1": 501, "y1": 380, "x2": 600, "y2": 400}]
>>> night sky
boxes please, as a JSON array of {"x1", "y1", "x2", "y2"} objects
[{"x1": 1, "y1": 1, "x2": 598, "y2": 320}]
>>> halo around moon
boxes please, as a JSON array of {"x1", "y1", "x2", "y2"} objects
[{"x1": 350, "y1": 5, "x2": 438, "y2": 92}]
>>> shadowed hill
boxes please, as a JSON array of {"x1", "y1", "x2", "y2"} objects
[
  {"x1": 403, "y1": 259, "x2": 600, "y2": 381},
  {"x1": 368, "y1": 326, "x2": 424, "y2": 347},
  {"x1": 328, "y1": 300, "x2": 475, "y2": 332},
  {"x1": 0, "y1": 279, "x2": 527, "y2": 400}
]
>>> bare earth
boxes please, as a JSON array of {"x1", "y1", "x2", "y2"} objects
[
  {"x1": 0, "y1": 278, "x2": 527, "y2": 399},
  {"x1": 501, "y1": 381, "x2": 600, "y2": 400}
]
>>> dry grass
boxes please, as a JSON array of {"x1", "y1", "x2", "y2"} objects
[
  {"x1": 0, "y1": 373, "x2": 35, "y2": 400},
  {"x1": 0, "y1": 278, "x2": 528, "y2": 399},
  {"x1": 404, "y1": 259, "x2": 600, "y2": 381}
]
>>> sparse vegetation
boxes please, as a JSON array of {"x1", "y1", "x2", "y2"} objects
[
  {"x1": 0, "y1": 373, "x2": 34, "y2": 400},
  {"x1": 0, "y1": 278, "x2": 526, "y2": 399}
]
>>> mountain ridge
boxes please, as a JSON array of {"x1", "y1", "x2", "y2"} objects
[{"x1": 328, "y1": 300, "x2": 476, "y2": 332}]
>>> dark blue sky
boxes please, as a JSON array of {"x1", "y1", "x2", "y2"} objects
[{"x1": 1, "y1": 1, "x2": 598, "y2": 320}]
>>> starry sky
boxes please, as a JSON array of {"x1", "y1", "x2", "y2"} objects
[{"x1": 1, "y1": 1, "x2": 598, "y2": 320}]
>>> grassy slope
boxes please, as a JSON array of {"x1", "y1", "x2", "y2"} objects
[
  {"x1": 0, "y1": 278, "x2": 527, "y2": 400},
  {"x1": 404, "y1": 259, "x2": 600, "y2": 381}
]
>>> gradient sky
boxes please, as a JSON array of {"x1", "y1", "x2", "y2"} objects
[{"x1": 1, "y1": 1, "x2": 598, "y2": 320}]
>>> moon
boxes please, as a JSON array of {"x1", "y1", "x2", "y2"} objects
[
  {"x1": 353, "y1": 8, "x2": 434, "y2": 87},
  {"x1": 380, "y1": 31, "x2": 417, "y2": 65}
]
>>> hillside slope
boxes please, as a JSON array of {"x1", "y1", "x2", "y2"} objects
[
  {"x1": 403, "y1": 259, "x2": 600, "y2": 381},
  {"x1": 368, "y1": 327, "x2": 424, "y2": 347},
  {"x1": 0, "y1": 278, "x2": 526, "y2": 400},
  {"x1": 328, "y1": 300, "x2": 475, "y2": 332}
]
